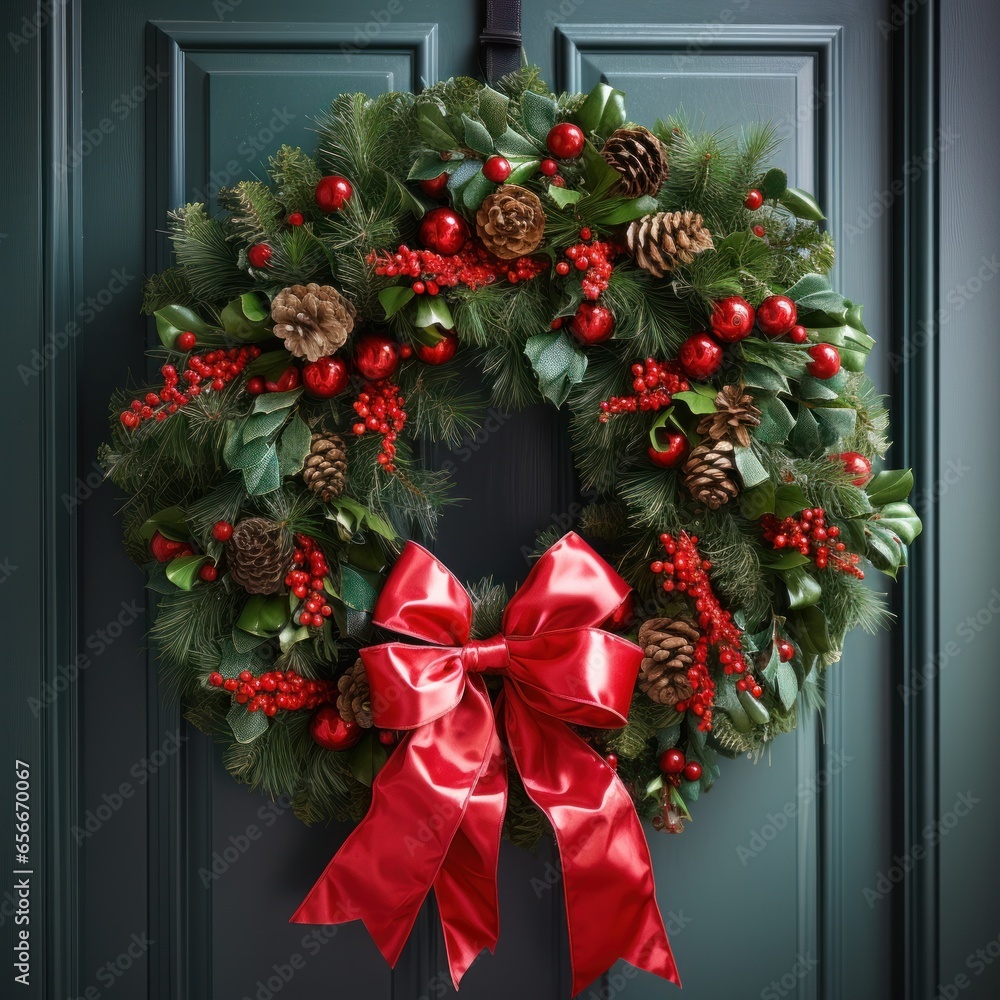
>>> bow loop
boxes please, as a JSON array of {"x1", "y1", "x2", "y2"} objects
[{"x1": 461, "y1": 635, "x2": 510, "y2": 673}]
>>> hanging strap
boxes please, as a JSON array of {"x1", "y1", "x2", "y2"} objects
[{"x1": 481, "y1": 0, "x2": 522, "y2": 84}]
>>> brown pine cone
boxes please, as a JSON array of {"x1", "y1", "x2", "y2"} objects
[
  {"x1": 226, "y1": 517, "x2": 293, "y2": 595},
  {"x1": 637, "y1": 617, "x2": 700, "y2": 706},
  {"x1": 682, "y1": 439, "x2": 739, "y2": 509},
  {"x1": 475, "y1": 184, "x2": 546, "y2": 259},
  {"x1": 697, "y1": 385, "x2": 762, "y2": 449},
  {"x1": 271, "y1": 283, "x2": 356, "y2": 362},
  {"x1": 337, "y1": 658, "x2": 373, "y2": 728},
  {"x1": 625, "y1": 210, "x2": 714, "y2": 277},
  {"x1": 601, "y1": 126, "x2": 669, "y2": 197},
  {"x1": 302, "y1": 431, "x2": 347, "y2": 502}
]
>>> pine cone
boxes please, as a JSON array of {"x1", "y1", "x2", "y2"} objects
[
  {"x1": 637, "y1": 617, "x2": 700, "y2": 706},
  {"x1": 475, "y1": 184, "x2": 546, "y2": 259},
  {"x1": 682, "y1": 439, "x2": 739, "y2": 509},
  {"x1": 601, "y1": 126, "x2": 669, "y2": 197},
  {"x1": 625, "y1": 211, "x2": 714, "y2": 277},
  {"x1": 697, "y1": 385, "x2": 762, "y2": 449},
  {"x1": 227, "y1": 517, "x2": 293, "y2": 595},
  {"x1": 302, "y1": 431, "x2": 347, "y2": 503},
  {"x1": 271, "y1": 283, "x2": 357, "y2": 362},
  {"x1": 337, "y1": 658, "x2": 373, "y2": 729}
]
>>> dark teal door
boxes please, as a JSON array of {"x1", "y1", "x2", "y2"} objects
[{"x1": 5, "y1": 1, "x2": 998, "y2": 998}]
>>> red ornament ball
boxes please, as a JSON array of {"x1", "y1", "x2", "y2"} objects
[
  {"x1": 788, "y1": 324, "x2": 809, "y2": 344},
  {"x1": 678, "y1": 332, "x2": 724, "y2": 380},
  {"x1": 315, "y1": 175, "x2": 353, "y2": 212},
  {"x1": 753, "y1": 224, "x2": 766, "y2": 238},
  {"x1": 546, "y1": 122, "x2": 585, "y2": 159},
  {"x1": 744, "y1": 189, "x2": 764, "y2": 210},
  {"x1": 418, "y1": 206, "x2": 469, "y2": 256},
  {"x1": 837, "y1": 451, "x2": 872, "y2": 486},
  {"x1": 757, "y1": 295, "x2": 798, "y2": 337},
  {"x1": 682, "y1": 761, "x2": 703, "y2": 782},
  {"x1": 287, "y1": 211, "x2": 305, "y2": 226},
  {"x1": 246, "y1": 376, "x2": 266, "y2": 396},
  {"x1": 176, "y1": 331, "x2": 197, "y2": 351},
  {"x1": 710, "y1": 296, "x2": 755, "y2": 343},
  {"x1": 149, "y1": 531, "x2": 192, "y2": 563},
  {"x1": 212, "y1": 520, "x2": 233, "y2": 542},
  {"x1": 248, "y1": 243, "x2": 272, "y2": 268},
  {"x1": 309, "y1": 705, "x2": 362, "y2": 751},
  {"x1": 659, "y1": 748, "x2": 686, "y2": 774},
  {"x1": 419, "y1": 172, "x2": 449, "y2": 197},
  {"x1": 778, "y1": 640, "x2": 796, "y2": 662},
  {"x1": 198, "y1": 563, "x2": 218, "y2": 582},
  {"x1": 415, "y1": 329, "x2": 458, "y2": 365},
  {"x1": 569, "y1": 302, "x2": 615, "y2": 344},
  {"x1": 302, "y1": 355, "x2": 350, "y2": 398},
  {"x1": 540, "y1": 158, "x2": 559, "y2": 176},
  {"x1": 807, "y1": 343, "x2": 841, "y2": 379},
  {"x1": 647, "y1": 431, "x2": 690, "y2": 469},
  {"x1": 353, "y1": 334, "x2": 400, "y2": 380},
  {"x1": 482, "y1": 155, "x2": 511, "y2": 182}
]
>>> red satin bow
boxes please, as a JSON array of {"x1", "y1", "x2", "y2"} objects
[{"x1": 291, "y1": 532, "x2": 679, "y2": 995}]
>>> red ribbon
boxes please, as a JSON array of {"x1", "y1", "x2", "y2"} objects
[{"x1": 291, "y1": 532, "x2": 680, "y2": 995}]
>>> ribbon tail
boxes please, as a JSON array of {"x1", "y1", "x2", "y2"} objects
[
  {"x1": 434, "y1": 686, "x2": 507, "y2": 987},
  {"x1": 504, "y1": 695, "x2": 680, "y2": 996},
  {"x1": 291, "y1": 683, "x2": 495, "y2": 970}
]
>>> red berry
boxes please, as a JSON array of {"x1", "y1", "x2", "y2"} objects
[
  {"x1": 788, "y1": 324, "x2": 809, "y2": 344},
  {"x1": 302, "y1": 356, "x2": 350, "y2": 398},
  {"x1": 678, "y1": 332, "x2": 724, "y2": 380},
  {"x1": 353, "y1": 334, "x2": 400, "y2": 380},
  {"x1": 682, "y1": 761, "x2": 703, "y2": 782},
  {"x1": 605, "y1": 753, "x2": 619, "y2": 771},
  {"x1": 309, "y1": 706, "x2": 362, "y2": 751},
  {"x1": 555, "y1": 261, "x2": 570, "y2": 276},
  {"x1": 414, "y1": 329, "x2": 458, "y2": 365},
  {"x1": 710, "y1": 296, "x2": 755, "y2": 343},
  {"x1": 806, "y1": 343, "x2": 841, "y2": 379},
  {"x1": 549, "y1": 175, "x2": 566, "y2": 188},
  {"x1": 756, "y1": 295, "x2": 798, "y2": 337},
  {"x1": 647, "y1": 431, "x2": 690, "y2": 468},
  {"x1": 287, "y1": 211, "x2": 304, "y2": 226},
  {"x1": 753, "y1": 224, "x2": 766, "y2": 237},
  {"x1": 246, "y1": 375, "x2": 266, "y2": 395},
  {"x1": 419, "y1": 172, "x2": 449, "y2": 197},
  {"x1": 212, "y1": 521, "x2": 233, "y2": 542},
  {"x1": 658, "y1": 748, "x2": 686, "y2": 774},
  {"x1": 315, "y1": 175, "x2": 353, "y2": 212},
  {"x1": 539, "y1": 158, "x2": 559, "y2": 176},
  {"x1": 482, "y1": 155, "x2": 511, "y2": 182},
  {"x1": 569, "y1": 302, "x2": 614, "y2": 345},
  {"x1": 418, "y1": 207, "x2": 469, "y2": 256},
  {"x1": 198, "y1": 564, "x2": 218, "y2": 582},
  {"x1": 177, "y1": 331, "x2": 197, "y2": 351},
  {"x1": 778, "y1": 640, "x2": 795, "y2": 662},
  {"x1": 378, "y1": 729, "x2": 397, "y2": 745},
  {"x1": 744, "y1": 189, "x2": 764, "y2": 210},
  {"x1": 247, "y1": 243, "x2": 272, "y2": 268},
  {"x1": 546, "y1": 122, "x2": 585, "y2": 159},
  {"x1": 837, "y1": 451, "x2": 872, "y2": 486},
  {"x1": 120, "y1": 410, "x2": 140, "y2": 429}
]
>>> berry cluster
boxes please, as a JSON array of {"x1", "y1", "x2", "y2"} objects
[
  {"x1": 599, "y1": 358, "x2": 690, "y2": 422},
  {"x1": 352, "y1": 381, "x2": 407, "y2": 471},
  {"x1": 759, "y1": 508, "x2": 864, "y2": 578},
  {"x1": 554, "y1": 233, "x2": 616, "y2": 299},
  {"x1": 285, "y1": 534, "x2": 334, "y2": 628},
  {"x1": 367, "y1": 242, "x2": 547, "y2": 292},
  {"x1": 208, "y1": 667, "x2": 336, "y2": 716},
  {"x1": 119, "y1": 344, "x2": 262, "y2": 429}
]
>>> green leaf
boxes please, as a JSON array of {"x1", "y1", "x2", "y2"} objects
[
  {"x1": 241, "y1": 409, "x2": 289, "y2": 442},
  {"x1": 574, "y1": 83, "x2": 626, "y2": 136},
  {"x1": 672, "y1": 390, "x2": 718, "y2": 415},
  {"x1": 866, "y1": 523, "x2": 906, "y2": 578},
  {"x1": 349, "y1": 733, "x2": 390, "y2": 785},
  {"x1": 714, "y1": 676, "x2": 752, "y2": 733},
  {"x1": 782, "y1": 566, "x2": 822, "y2": 608},
  {"x1": 478, "y1": 86, "x2": 510, "y2": 139},
  {"x1": 236, "y1": 594, "x2": 289, "y2": 636},
  {"x1": 520, "y1": 90, "x2": 558, "y2": 140},
  {"x1": 760, "y1": 551, "x2": 811, "y2": 571},
  {"x1": 774, "y1": 482, "x2": 810, "y2": 518},
  {"x1": 734, "y1": 447, "x2": 769, "y2": 488},
  {"x1": 758, "y1": 167, "x2": 788, "y2": 199},
  {"x1": 780, "y1": 186, "x2": 825, "y2": 221},
  {"x1": 154, "y1": 304, "x2": 216, "y2": 348},
  {"x1": 791, "y1": 405, "x2": 822, "y2": 454},
  {"x1": 220, "y1": 293, "x2": 274, "y2": 341},
  {"x1": 775, "y1": 660, "x2": 799, "y2": 710},
  {"x1": 741, "y1": 362, "x2": 790, "y2": 393},
  {"x1": 523, "y1": 331, "x2": 588, "y2": 407},
  {"x1": 548, "y1": 185, "x2": 584, "y2": 209},
  {"x1": 462, "y1": 172, "x2": 494, "y2": 211},
  {"x1": 232, "y1": 627, "x2": 266, "y2": 654},
  {"x1": 340, "y1": 564, "x2": 381, "y2": 613},
  {"x1": 785, "y1": 274, "x2": 832, "y2": 302},
  {"x1": 738, "y1": 687, "x2": 770, "y2": 725},
  {"x1": 165, "y1": 554, "x2": 209, "y2": 591},
  {"x1": 379, "y1": 285, "x2": 416, "y2": 319},
  {"x1": 414, "y1": 296, "x2": 455, "y2": 331},
  {"x1": 277, "y1": 415, "x2": 312, "y2": 477},
  {"x1": 494, "y1": 127, "x2": 540, "y2": 157},
  {"x1": 581, "y1": 142, "x2": 622, "y2": 199},
  {"x1": 756, "y1": 395, "x2": 796, "y2": 442},
  {"x1": 866, "y1": 469, "x2": 914, "y2": 505},
  {"x1": 227, "y1": 703, "x2": 269, "y2": 743},
  {"x1": 243, "y1": 447, "x2": 282, "y2": 495},
  {"x1": 589, "y1": 194, "x2": 658, "y2": 225},
  {"x1": 252, "y1": 388, "x2": 301, "y2": 414},
  {"x1": 797, "y1": 375, "x2": 840, "y2": 400},
  {"x1": 739, "y1": 480, "x2": 776, "y2": 520},
  {"x1": 506, "y1": 157, "x2": 540, "y2": 184},
  {"x1": 814, "y1": 406, "x2": 857, "y2": 445},
  {"x1": 446, "y1": 157, "x2": 483, "y2": 193},
  {"x1": 407, "y1": 153, "x2": 450, "y2": 181},
  {"x1": 328, "y1": 496, "x2": 398, "y2": 542},
  {"x1": 792, "y1": 606, "x2": 834, "y2": 655},
  {"x1": 462, "y1": 114, "x2": 495, "y2": 156},
  {"x1": 876, "y1": 501, "x2": 922, "y2": 545},
  {"x1": 795, "y1": 289, "x2": 847, "y2": 315},
  {"x1": 416, "y1": 101, "x2": 457, "y2": 150},
  {"x1": 139, "y1": 506, "x2": 188, "y2": 542}
]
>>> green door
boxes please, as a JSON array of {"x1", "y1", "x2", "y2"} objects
[{"x1": 5, "y1": 1, "x2": 995, "y2": 998}]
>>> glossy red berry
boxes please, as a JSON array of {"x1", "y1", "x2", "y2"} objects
[
  {"x1": 682, "y1": 761, "x2": 703, "y2": 782},
  {"x1": 555, "y1": 261, "x2": 570, "y2": 276},
  {"x1": 837, "y1": 451, "x2": 872, "y2": 486},
  {"x1": 176, "y1": 331, "x2": 197, "y2": 351},
  {"x1": 418, "y1": 206, "x2": 469, "y2": 256},
  {"x1": 246, "y1": 376, "x2": 266, "y2": 395},
  {"x1": 778, "y1": 640, "x2": 795, "y2": 662},
  {"x1": 198, "y1": 563, "x2": 218, "y2": 582},
  {"x1": 482, "y1": 155, "x2": 511, "y2": 182},
  {"x1": 549, "y1": 175, "x2": 566, "y2": 188},
  {"x1": 678, "y1": 332, "x2": 724, "y2": 380},
  {"x1": 569, "y1": 302, "x2": 614, "y2": 345},
  {"x1": 757, "y1": 295, "x2": 798, "y2": 337},
  {"x1": 540, "y1": 158, "x2": 559, "y2": 176},
  {"x1": 378, "y1": 729, "x2": 397, "y2": 745},
  {"x1": 546, "y1": 122, "x2": 585, "y2": 159},
  {"x1": 247, "y1": 243, "x2": 272, "y2": 268},
  {"x1": 315, "y1": 175, "x2": 353, "y2": 212},
  {"x1": 659, "y1": 748, "x2": 686, "y2": 775},
  {"x1": 419, "y1": 172, "x2": 449, "y2": 197},
  {"x1": 287, "y1": 211, "x2": 304, "y2": 226},
  {"x1": 414, "y1": 329, "x2": 458, "y2": 365},
  {"x1": 302, "y1": 356, "x2": 350, "y2": 398},
  {"x1": 647, "y1": 431, "x2": 690, "y2": 468},
  {"x1": 309, "y1": 706, "x2": 362, "y2": 751},
  {"x1": 212, "y1": 521, "x2": 233, "y2": 542},
  {"x1": 788, "y1": 324, "x2": 809, "y2": 344},
  {"x1": 753, "y1": 224, "x2": 766, "y2": 238},
  {"x1": 744, "y1": 189, "x2": 764, "y2": 210},
  {"x1": 710, "y1": 296, "x2": 755, "y2": 343},
  {"x1": 806, "y1": 343, "x2": 841, "y2": 379},
  {"x1": 353, "y1": 334, "x2": 400, "y2": 380},
  {"x1": 605, "y1": 753, "x2": 619, "y2": 771}
]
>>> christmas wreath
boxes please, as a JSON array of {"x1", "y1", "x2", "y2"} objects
[{"x1": 102, "y1": 68, "x2": 920, "y2": 986}]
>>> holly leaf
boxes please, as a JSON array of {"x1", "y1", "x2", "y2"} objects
[
  {"x1": 780, "y1": 186, "x2": 825, "y2": 221},
  {"x1": 416, "y1": 101, "x2": 457, "y2": 150},
  {"x1": 672, "y1": 390, "x2": 719, "y2": 415},
  {"x1": 574, "y1": 82, "x2": 626, "y2": 136},
  {"x1": 407, "y1": 153, "x2": 451, "y2": 181},
  {"x1": 446, "y1": 158, "x2": 484, "y2": 194},
  {"x1": 241, "y1": 409, "x2": 289, "y2": 442},
  {"x1": 414, "y1": 296, "x2": 455, "y2": 331},
  {"x1": 791, "y1": 405, "x2": 822, "y2": 454},
  {"x1": 866, "y1": 469, "x2": 914, "y2": 505},
  {"x1": 548, "y1": 185, "x2": 584, "y2": 209},
  {"x1": 243, "y1": 447, "x2": 282, "y2": 495},
  {"x1": 782, "y1": 566, "x2": 822, "y2": 608},
  {"x1": 462, "y1": 172, "x2": 494, "y2": 211},
  {"x1": 252, "y1": 388, "x2": 301, "y2": 414},
  {"x1": 733, "y1": 446, "x2": 769, "y2": 488},
  {"x1": 379, "y1": 285, "x2": 415, "y2": 319},
  {"x1": 739, "y1": 480, "x2": 776, "y2": 520},
  {"x1": 755, "y1": 395, "x2": 796, "y2": 443},
  {"x1": 236, "y1": 594, "x2": 289, "y2": 636},
  {"x1": 494, "y1": 127, "x2": 541, "y2": 157},
  {"x1": 462, "y1": 114, "x2": 495, "y2": 156},
  {"x1": 524, "y1": 331, "x2": 588, "y2": 407},
  {"x1": 774, "y1": 482, "x2": 810, "y2": 518},
  {"x1": 227, "y1": 703, "x2": 268, "y2": 744},
  {"x1": 328, "y1": 496, "x2": 397, "y2": 542},
  {"x1": 277, "y1": 415, "x2": 312, "y2": 477},
  {"x1": 785, "y1": 273, "x2": 831, "y2": 301},
  {"x1": 741, "y1": 362, "x2": 790, "y2": 393},
  {"x1": 477, "y1": 86, "x2": 510, "y2": 140},
  {"x1": 139, "y1": 506, "x2": 188, "y2": 542},
  {"x1": 814, "y1": 405, "x2": 857, "y2": 445},
  {"x1": 876, "y1": 501, "x2": 922, "y2": 545},
  {"x1": 165, "y1": 554, "x2": 209, "y2": 591},
  {"x1": 220, "y1": 292, "x2": 274, "y2": 341},
  {"x1": 519, "y1": 90, "x2": 558, "y2": 141},
  {"x1": 339, "y1": 564, "x2": 381, "y2": 613}
]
